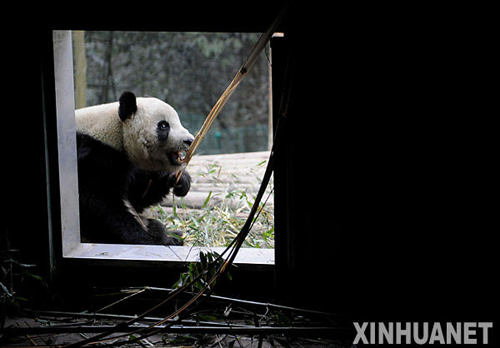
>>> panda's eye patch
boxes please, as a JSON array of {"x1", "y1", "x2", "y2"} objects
[{"x1": 158, "y1": 121, "x2": 170, "y2": 130}]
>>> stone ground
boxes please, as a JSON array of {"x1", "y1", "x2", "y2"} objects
[
  {"x1": 3, "y1": 312, "x2": 341, "y2": 347},
  {"x1": 163, "y1": 151, "x2": 273, "y2": 210}
]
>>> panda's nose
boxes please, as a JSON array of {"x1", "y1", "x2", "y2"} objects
[{"x1": 184, "y1": 138, "x2": 193, "y2": 147}]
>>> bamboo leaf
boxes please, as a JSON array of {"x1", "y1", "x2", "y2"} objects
[{"x1": 202, "y1": 191, "x2": 213, "y2": 209}]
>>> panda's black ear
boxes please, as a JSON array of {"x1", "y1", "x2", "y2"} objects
[{"x1": 118, "y1": 91, "x2": 137, "y2": 121}]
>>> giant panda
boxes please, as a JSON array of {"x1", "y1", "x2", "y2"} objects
[{"x1": 75, "y1": 91, "x2": 194, "y2": 245}]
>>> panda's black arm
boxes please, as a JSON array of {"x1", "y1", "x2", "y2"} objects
[
  {"x1": 76, "y1": 134, "x2": 181, "y2": 245},
  {"x1": 79, "y1": 190, "x2": 167, "y2": 245},
  {"x1": 102, "y1": 207, "x2": 172, "y2": 245},
  {"x1": 127, "y1": 170, "x2": 191, "y2": 213}
]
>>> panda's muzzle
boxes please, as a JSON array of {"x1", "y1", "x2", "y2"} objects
[
  {"x1": 167, "y1": 137, "x2": 193, "y2": 166},
  {"x1": 167, "y1": 150, "x2": 186, "y2": 165}
]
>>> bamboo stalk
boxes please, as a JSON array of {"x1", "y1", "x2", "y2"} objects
[
  {"x1": 124, "y1": 287, "x2": 336, "y2": 317},
  {"x1": 95, "y1": 287, "x2": 146, "y2": 313},
  {"x1": 33, "y1": 310, "x2": 248, "y2": 327},
  {"x1": 180, "y1": 71, "x2": 245, "y2": 168},
  {"x1": 174, "y1": 5, "x2": 286, "y2": 184}
]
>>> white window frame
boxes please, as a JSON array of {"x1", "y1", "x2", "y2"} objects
[{"x1": 53, "y1": 30, "x2": 274, "y2": 267}]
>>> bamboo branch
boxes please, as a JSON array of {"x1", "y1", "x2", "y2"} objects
[
  {"x1": 124, "y1": 287, "x2": 337, "y2": 317},
  {"x1": 95, "y1": 287, "x2": 146, "y2": 313},
  {"x1": 33, "y1": 310, "x2": 248, "y2": 327},
  {"x1": 174, "y1": 5, "x2": 287, "y2": 184}
]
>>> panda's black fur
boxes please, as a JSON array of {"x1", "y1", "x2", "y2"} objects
[
  {"x1": 76, "y1": 92, "x2": 191, "y2": 245},
  {"x1": 118, "y1": 91, "x2": 137, "y2": 121}
]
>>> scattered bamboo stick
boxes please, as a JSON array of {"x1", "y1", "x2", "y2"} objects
[
  {"x1": 124, "y1": 286, "x2": 337, "y2": 317},
  {"x1": 33, "y1": 310, "x2": 249, "y2": 327},
  {"x1": 1, "y1": 325, "x2": 342, "y2": 336},
  {"x1": 94, "y1": 287, "x2": 147, "y2": 313}
]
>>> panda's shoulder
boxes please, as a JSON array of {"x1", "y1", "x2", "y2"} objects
[{"x1": 77, "y1": 132, "x2": 128, "y2": 166}]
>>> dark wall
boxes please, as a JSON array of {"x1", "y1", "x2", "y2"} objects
[
  {"x1": 274, "y1": 3, "x2": 495, "y2": 319},
  {"x1": 4, "y1": 29, "x2": 54, "y2": 267}
]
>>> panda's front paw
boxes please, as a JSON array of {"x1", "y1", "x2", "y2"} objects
[
  {"x1": 167, "y1": 172, "x2": 191, "y2": 197},
  {"x1": 146, "y1": 219, "x2": 184, "y2": 246},
  {"x1": 165, "y1": 230, "x2": 184, "y2": 246}
]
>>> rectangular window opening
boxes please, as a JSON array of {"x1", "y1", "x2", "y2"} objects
[{"x1": 54, "y1": 30, "x2": 276, "y2": 267}]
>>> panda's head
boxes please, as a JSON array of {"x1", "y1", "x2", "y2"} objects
[{"x1": 118, "y1": 91, "x2": 194, "y2": 172}]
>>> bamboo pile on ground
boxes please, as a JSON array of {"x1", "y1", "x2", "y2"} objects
[{"x1": 2, "y1": 285, "x2": 347, "y2": 347}]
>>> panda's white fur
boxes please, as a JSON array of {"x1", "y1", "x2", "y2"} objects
[
  {"x1": 76, "y1": 96, "x2": 194, "y2": 172},
  {"x1": 75, "y1": 102, "x2": 123, "y2": 150}
]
